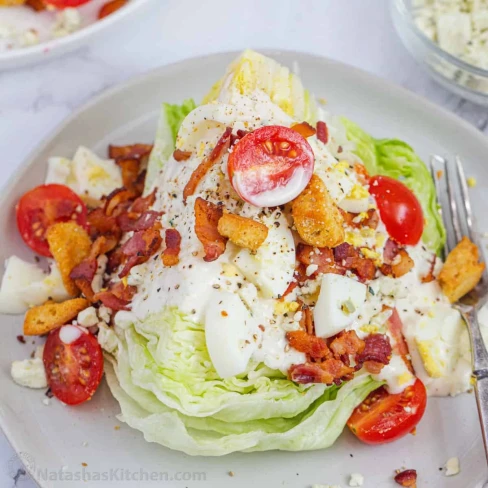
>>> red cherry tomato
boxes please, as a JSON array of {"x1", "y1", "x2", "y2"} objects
[
  {"x1": 369, "y1": 175, "x2": 424, "y2": 246},
  {"x1": 46, "y1": 0, "x2": 92, "y2": 7},
  {"x1": 16, "y1": 184, "x2": 88, "y2": 257},
  {"x1": 98, "y1": 0, "x2": 128, "y2": 18},
  {"x1": 227, "y1": 125, "x2": 315, "y2": 207},
  {"x1": 347, "y1": 379, "x2": 427, "y2": 445},
  {"x1": 43, "y1": 325, "x2": 104, "y2": 406}
]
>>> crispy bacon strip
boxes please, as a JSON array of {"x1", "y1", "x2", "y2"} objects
[
  {"x1": 104, "y1": 188, "x2": 136, "y2": 217},
  {"x1": 194, "y1": 197, "x2": 227, "y2": 262},
  {"x1": 329, "y1": 330, "x2": 365, "y2": 357},
  {"x1": 173, "y1": 149, "x2": 192, "y2": 162},
  {"x1": 183, "y1": 127, "x2": 232, "y2": 202},
  {"x1": 291, "y1": 122, "x2": 316, "y2": 138},
  {"x1": 118, "y1": 226, "x2": 163, "y2": 278},
  {"x1": 162, "y1": 229, "x2": 182, "y2": 267},
  {"x1": 117, "y1": 158, "x2": 140, "y2": 190},
  {"x1": 356, "y1": 334, "x2": 392, "y2": 372},
  {"x1": 286, "y1": 330, "x2": 330, "y2": 360},
  {"x1": 299, "y1": 303, "x2": 314, "y2": 336},
  {"x1": 109, "y1": 143, "x2": 153, "y2": 160},
  {"x1": 316, "y1": 121, "x2": 329, "y2": 144},
  {"x1": 117, "y1": 210, "x2": 161, "y2": 232}
]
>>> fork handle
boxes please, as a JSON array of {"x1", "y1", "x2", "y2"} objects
[{"x1": 473, "y1": 373, "x2": 488, "y2": 465}]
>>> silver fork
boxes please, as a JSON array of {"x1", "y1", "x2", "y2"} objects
[{"x1": 431, "y1": 154, "x2": 488, "y2": 464}]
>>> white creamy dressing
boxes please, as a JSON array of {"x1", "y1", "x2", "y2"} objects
[{"x1": 115, "y1": 89, "x2": 474, "y2": 394}]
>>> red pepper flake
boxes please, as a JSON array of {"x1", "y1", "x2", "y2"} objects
[
  {"x1": 316, "y1": 121, "x2": 329, "y2": 144},
  {"x1": 394, "y1": 469, "x2": 417, "y2": 487},
  {"x1": 16, "y1": 335, "x2": 26, "y2": 344}
]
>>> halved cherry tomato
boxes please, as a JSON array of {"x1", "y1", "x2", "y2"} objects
[
  {"x1": 347, "y1": 379, "x2": 427, "y2": 445},
  {"x1": 98, "y1": 0, "x2": 128, "y2": 18},
  {"x1": 45, "y1": 0, "x2": 92, "y2": 7},
  {"x1": 43, "y1": 325, "x2": 104, "y2": 406},
  {"x1": 369, "y1": 175, "x2": 423, "y2": 246},
  {"x1": 16, "y1": 184, "x2": 88, "y2": 257},
  {"x1": 227, "y1": 125, "x2": 315, "y2": 207}
]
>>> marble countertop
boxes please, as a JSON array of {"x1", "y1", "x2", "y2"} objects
[{"x1": 1, "y1": 0, "x2": 487, "y2": 486}]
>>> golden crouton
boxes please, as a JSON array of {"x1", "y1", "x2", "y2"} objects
[
  {"x1": 291, "y1": 174, "x2": 345, "y2": 248},
  {"x1": 218, "y1": 213, "x2": 269, "y2": 252},
  {"x1": 0, "y1": 0, "x2": 25, "y2": 5},
  {"x1": 47, "y1": 222, "x2": 92, "y2": 296},
  {"x1": 438, "y1": 236, "x2": 485, "y2": 303},
  {"x1": 24, "y1": 298, "x2": 90, "y2": 336}
]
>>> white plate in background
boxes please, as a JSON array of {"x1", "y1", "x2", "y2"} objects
[
  {"x1": 0, "y1": 0, "x2": 155, "y2": 70},
  {"x1": 1, "y1": 50, "x2": 488, "y2": 487}
]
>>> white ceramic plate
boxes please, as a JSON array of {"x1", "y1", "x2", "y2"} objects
[
  {"x1": 0, "y1": 0, "x2": 154, "y2": 70},
  {"x1": 1, "y1": 50, "x2": 488, "y2": 488}
]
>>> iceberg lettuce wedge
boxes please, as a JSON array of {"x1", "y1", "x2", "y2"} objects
[{"x1": 144, "y1": 99, "x2": 196, "y2": 193}]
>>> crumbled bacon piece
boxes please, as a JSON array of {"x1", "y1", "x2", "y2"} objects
[
  {"x1": 363, "y1": 360, "x2": 385, "y2": 374},
  {"x1": 173, "y1": 149, "x2": 192, "y2": 161},
  {"x1": 132, "y1": 169, "x2": 147, "y2": 196},
  {"x1": 103, "y1": 188, "x2": 136, "y2": 217},
  {"x1": 381, "y1": 249, "x2": 414, "y2": 278},
  {"x1": 162, "y1": 229, "x2": 181, "y2": 267},
  {"x1": 329, "y1": 330, "x2": 365, "y2": 357},
  {"x1": 70, "y1": 259, "x2": 98, "y2": 284},
  {"x1": 357, "y1": 334, "x2": 392, "y2": 371},
  {"x1": 109, "y1": 143, "x2": 153, "y2": 160},
  {"x1": 333, "y1": 243, "x2": 376, "y2": 281},
  {"x1": 383, "y1": 238, "x2": 400, "y2": 265},
  {"x1": 316, "y1": 121, "x2": 329, "y2": 144},
  {"x1": 289, "y1": 359, "x2": 354, "y2": 385},
  {"x1": 353, "y1": 163, "x2": 370, "y2": 185},
  {"x1": 183, "y1": 127, "x2": 232, "y2": 202},
  {"x1": 286, "y1": 330, "x2": 330, "y2": 360},
  {"x1": 118, "y1": 225, "x2": 163, "y2": 278},
  {"x1": 296, "y1": 243, "x2": 343, "y2": 277},
  {"x1": 394, "y1": 469, "x2": 417, "y2": 487},
  {"x1": 117, "y1": 210, "x2": 161, "y2": 232},
  {"x1": 299, "y1": 303, "x2": 314, "y2": 336},
  {"x1": 26, "y1": 0, "x2": 46, "y2": 11},
  {"x1": 421, "y1": 255, "x2": 436, "y2": 283},
  {"x1": 131, "y1": 190, "x2": 156, "y2": 213},
  {"x1": 194, "y1": 197, "x2": 227, "y2": 262},
  {"x1": 93, "y1": 282, "x2": 137, "y2": 312},
  {"x1": 291, "y1": 122, "x2": 316, "y2": 138},
  {"x1": 340, "y1": 208, "x2": 379, "y2": 230},
  {"x1": 334, "y1": 242, "x2": 358, "y2": 262},
  {"x1": 87, "y1": 208, "x2": 121, "y2": 241}
]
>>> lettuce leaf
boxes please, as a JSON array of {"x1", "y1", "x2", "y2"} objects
[
  {"x1": 342, "y1": 118, "x2": 446, "y2": 255},
  {"x1": 144, "y1": 99, "x2": 196, "y2": 193},
  {"x1": 100, "y1": 308, "x2": 382, "y2": 456}
]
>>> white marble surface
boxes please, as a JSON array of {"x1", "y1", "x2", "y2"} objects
[{"x1": 1, "y1": 0, "x2": 487, "y2": 486}]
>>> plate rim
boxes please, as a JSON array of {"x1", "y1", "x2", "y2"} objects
[{"x1": 2, "y1": 48, "x2": 488, "y2": 487}]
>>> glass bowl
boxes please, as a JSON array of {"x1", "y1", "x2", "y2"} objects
[{"x1": 391, "y1": 0, "x2": 488, "y2": 105}]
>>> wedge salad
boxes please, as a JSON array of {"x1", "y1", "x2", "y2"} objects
[{"x1": 2, "y1": 50, "x2": 486, "y2": 457}]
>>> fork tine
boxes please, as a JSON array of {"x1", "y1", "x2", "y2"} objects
[
  {"x1": 445, "y1": 158, "x2": 464, "y2": 243},
  {"x1": 431, "y1": 155, "x2": 456, "y2": 254},
  {"x1": 455, "y1": 156, "x2": 488, "y2": 282}
]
